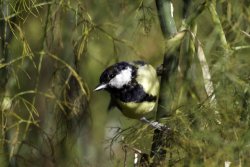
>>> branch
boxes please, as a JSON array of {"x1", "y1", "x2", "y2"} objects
[
  {"x1": 155, "y1": 0, "x2": 177, "y2": 38},
  {"x1": 150, "y1": 0, "x2": 179, "y2": 166}
]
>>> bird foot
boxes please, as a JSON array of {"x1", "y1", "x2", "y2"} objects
[{"x1": 140, "y1": 117, "x2": 170, "y2": 131}]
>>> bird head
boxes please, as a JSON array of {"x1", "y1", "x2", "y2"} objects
[{"x1": 94, "y1": 62, "x2": 135, "y2": 91}]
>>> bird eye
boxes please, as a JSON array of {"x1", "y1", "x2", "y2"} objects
[{"x1": 110, "y1": 74, "x2": 115, "y2": 78}]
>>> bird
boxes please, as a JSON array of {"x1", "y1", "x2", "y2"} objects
[{"x1": 94, "y1": 61, "x2": 160, "y2": 119}]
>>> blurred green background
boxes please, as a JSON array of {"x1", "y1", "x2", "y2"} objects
[{"x1": 0, "y1": 0, "x2": 249, "y2": 166}]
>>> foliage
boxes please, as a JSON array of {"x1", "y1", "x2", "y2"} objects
[{"x1": 0, "y1": 0, "x2": 249, "y2": 167}]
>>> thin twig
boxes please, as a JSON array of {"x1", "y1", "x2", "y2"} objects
[{"x1": 208, "y1": 1, "x2": 229, "y2": 50}]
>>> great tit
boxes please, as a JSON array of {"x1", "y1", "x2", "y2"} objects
[{"x1": 94, "y1": 61, "x2": 160, "y2": 119}]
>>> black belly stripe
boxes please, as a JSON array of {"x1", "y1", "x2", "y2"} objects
[{"x1": 111, "y1": 83, "x2": 157, "y2": 103}]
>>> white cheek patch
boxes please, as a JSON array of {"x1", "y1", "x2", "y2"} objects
[{"x1": 109, "y1": 68, "x2": 132, "y2": 88}]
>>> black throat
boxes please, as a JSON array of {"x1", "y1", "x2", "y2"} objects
[{"x1": 109, "y1": 79, "x2": 157, "y2": 103}]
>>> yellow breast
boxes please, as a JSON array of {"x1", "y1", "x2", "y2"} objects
[
  {"x1": 116, "y1": 100, "x2": 157, "y2": 119},
  {"x1": 135, "y1": 64, "x2": 159, "y2": 97},
  {"x1": 116, "y1": 63, "x2": 159, "y2": 119}
]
